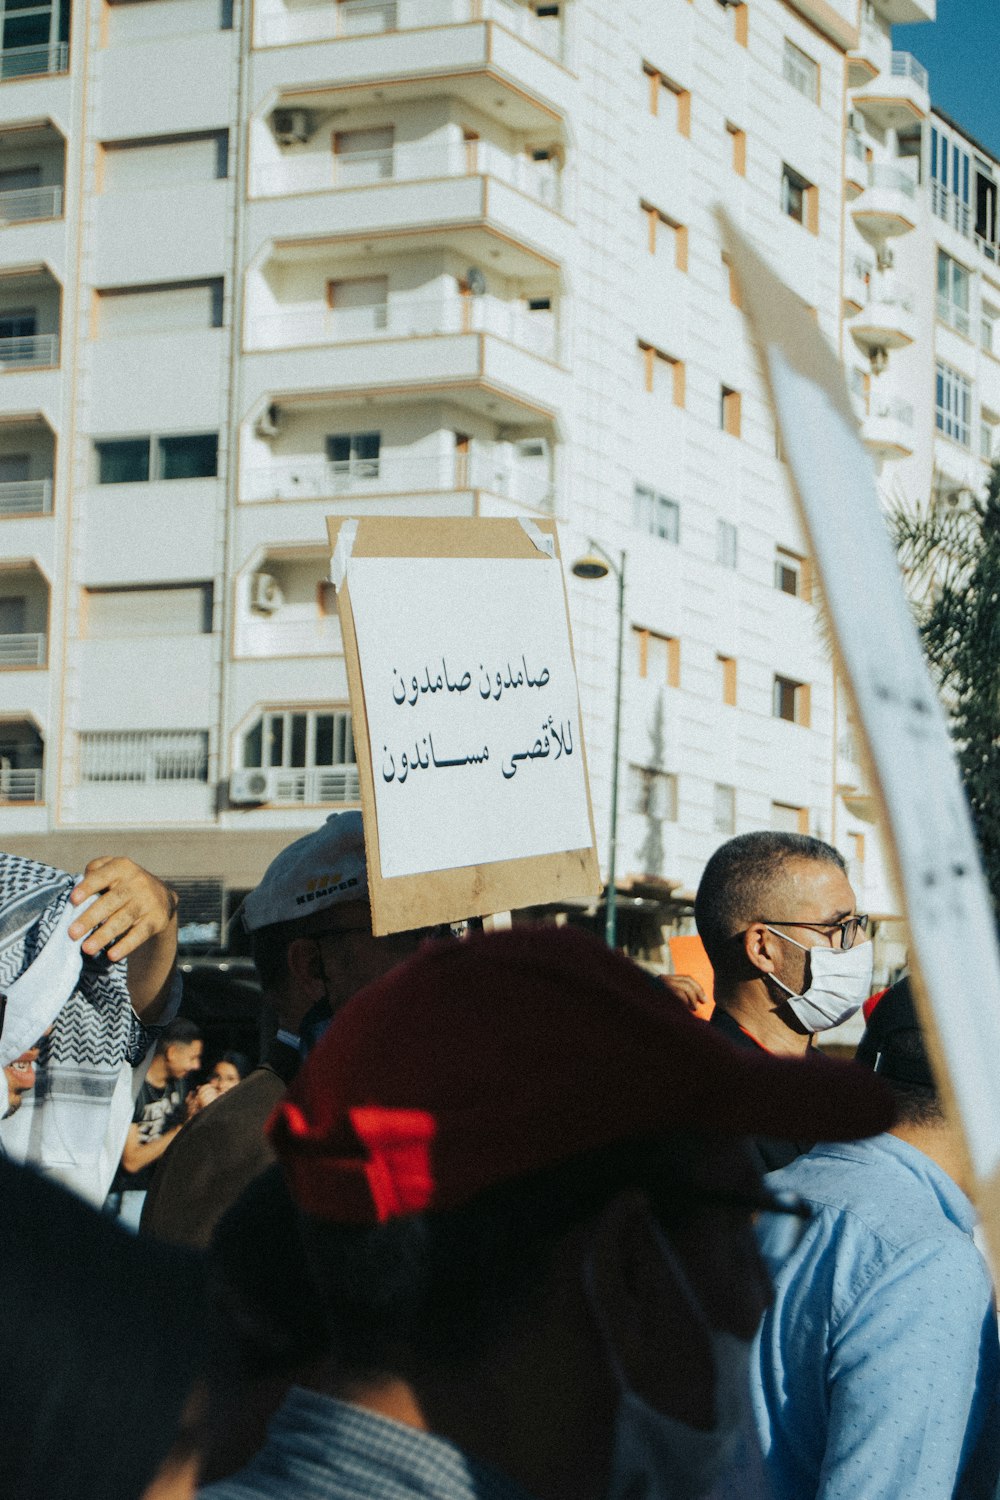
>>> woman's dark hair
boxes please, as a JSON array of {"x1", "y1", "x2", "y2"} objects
[
  {"x1": 215, "y1": 1050, "x2": 250, "y2": 1080},
  {"x1": 0, "y1": 1157, "x2": 208, "y2": 1500}
]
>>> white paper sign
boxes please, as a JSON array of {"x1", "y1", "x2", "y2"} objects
[{"x1": 347, "y1": 555, "x2": 593, "y2": 880}]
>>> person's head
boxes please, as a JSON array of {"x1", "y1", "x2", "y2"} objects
[
  {"x1": 155, "y1": 1017, "x2": 203, "y2": 1081},
  {"x1": 0, "y1": 1157, "x2": 209, "y2": 1500},
  {"x1": 209, "y1": 1052, "x2": 249, "y2": 1094},
  {"x1": 265, "y1": 926, "x2": 894, "y2": 1498},
  {"x1": 242, "y1": 812, "x2": 427, "y2": 1037},
  {"x1": 855, "y1": 976, "x2": 942, "y2": 1128},
  {"x1": 695, "y1": 830, "x2": 870, "y2": 1026}
]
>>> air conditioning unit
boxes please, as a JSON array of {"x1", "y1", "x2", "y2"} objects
[
  {"x1": 251, "y1": 572, "x2": 284, "y2": 613},
  {"x1": 273, "y1": 108, "x2": 313, "y2": 145},
  {"x1": 229, "y1": 768, "x2": 272, "y2": 804},
  {"x1": 254, "y1": 403, "x2": 281, "y2": 439}
]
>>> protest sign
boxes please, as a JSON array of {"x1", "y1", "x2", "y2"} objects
[
  {"x1": 719, "y1": 210, "x2": 1000, "y2": 1264},
  {"x1": 328, "y1": 516, "x2": 599, "y2": 935}
]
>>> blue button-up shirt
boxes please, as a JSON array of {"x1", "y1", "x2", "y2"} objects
[
  {"x1": 200, "y1": 1387, "x2": 540, "y2": 1500},
  {"x1": 751, "y1": 1134, "x2": 1000, "y2": 1500}
]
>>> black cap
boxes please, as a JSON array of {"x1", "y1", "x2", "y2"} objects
[{"x1": 855, "y1": 976, "x2": 934, "y2": 1090}]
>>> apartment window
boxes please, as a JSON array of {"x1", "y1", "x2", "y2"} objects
[
  {"x1": 641, "y1": 201, "x2": 687, "y2": 271},
  {"x1": 771, "y1": 800, "x2": 809, "y2": 834},
  {"x1": 936, "y1": 251, "x2": 970, "y2": 336},
  {"x1": 80, "y1": 730, "x2": 209, "y2": 783},
  {"x1": 721, "y1": 252, "x2": 742, "y2": 308},
  {"x1": 95, "y1": 433, "x2": 218, "y2": 483},
  {"x1": 326, "y1": 431, "x2": 380, "y2": 480},
  {"x1": 782, "y1": 38, "x2": 819, "y2": 102},
  {"x1": 628, "y1": 764, "x2": 678, "y2": 821},
  {"x1": 633, "y1": 626, "x2": 680, "y2": 687},
  {"x1": 773, "y1": 675, "x2": 810, "y2": 726},
  {"x1": 726, "y1": 122, "x2": 746, "y2": 177},
  {"x1": 642, "y1": 62, "x2": 691, "y2": 136},
  {"x1": 781, "y1": 164, "x2": 817, "y2": 232},
  {"x1": 242, "y1": 708, "x2": 355, "y2": 772},
  {"x1": 982, "y1": 302, "x2": 999, "y2": 356},
  {"x1": 774, "y1": 546, "x2": 809, "y2": 598},
  {"x1": 716, "y1": 519, "x2": 738, "y2": 569},
  {"x1": 936, "y1": 361, "x2": 972, "y2": 448},
  {"x1": 634, "y1": 484, "x2": 680, "y2": 542},
  {"x1": 638, "y1": 340, "x2": 685, "y2": 404},
  {"x1": 982, "y1": 410, "x2": 999, "y2": 463},
  {"x1": 100, "y1": 131, "x2": 228, "y2": 191},
  {"x1": 713, "y1": 783, "x2": 736, "y2": 835},
  {"x1": 95, "y1": 278, "x2": 223, "y2": 336},
  {"x1": 332, "y1": 127, "x2": 394, "y2": 185},
  {"x1": 84, "y1": 583, "x2": 213, "y2": 637},
  {"x1": 337, "y1": 0, "x2": 397, "y2": 33},
  {"x1": 716, "y1": 654, "x2": 737, "y2": 706},
  {"x1": 327, "y1": 276, "x2": 388, "y2": 334},
  {"x1": 720, "y1": 386, "x2": 742, "y2": 437},
  {"x1": 0, "y1": 309, "x2": 35, "y2": 340}
]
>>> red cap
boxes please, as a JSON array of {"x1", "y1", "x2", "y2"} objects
[{"x1": 269, "y1": 925, "x2": 895, "y2": 1223}]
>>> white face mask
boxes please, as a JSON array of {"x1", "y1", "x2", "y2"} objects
[
  {"x1": 765, "y1": 927, "x2": 874, "y2": 1033},
  {"x1": 588, "y1": 1235, "x2": 754, "y2": 1500}
]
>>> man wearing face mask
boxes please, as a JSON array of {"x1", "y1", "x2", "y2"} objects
[
  {"x1": 199, "y1": 925, "x2": 894, "y2": 1500},
  {"x1": 695, "y1": 832, "x2": 874, "y2": 1171}
]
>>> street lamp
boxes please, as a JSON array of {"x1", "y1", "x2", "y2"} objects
[{"x1": 571, "y1": 541, "x2": 626, "y2": 948}]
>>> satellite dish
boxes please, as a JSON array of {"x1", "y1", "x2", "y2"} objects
[{"x1": 465, "y1": 267, "x2": 487, "y2": 296}]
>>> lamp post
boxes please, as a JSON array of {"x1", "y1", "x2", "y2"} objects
[{"x1": 571, "y1": 541, "x2": 626, "y2": 948}]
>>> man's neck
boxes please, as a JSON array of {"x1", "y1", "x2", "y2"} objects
[
  {"x1": 145, "y1": 1054, "x2": 169, "y2": 1088},
  {"x1": 889, "y1": 1119, "x2": 970, "y2": 1195},
  {"x1": 716, "y1": 984, "x2": 812, "y2": 1057}
]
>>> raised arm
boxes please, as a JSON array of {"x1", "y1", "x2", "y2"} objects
[{"x1": 68, "y1": 857, "x2": 179, "y2": 1024}]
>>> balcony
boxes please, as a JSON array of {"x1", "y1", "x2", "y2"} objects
[
  {"x1": 0, "y1": 629, "x2": 45, "y2": 665},
  {"x1": 246, "y1": 447, "x2": 554, "y2": 510},
  {"x1": 0, "y1": 332, "x2": 57, "y2": 369},
  {"x1": 252, "y1": 134, "x2": 567, "y2": 216},
  {"x1": 0, "y1": 182, "x2": 61, "y2": 224},
  {"x1": 255, "y1": 0, "x2": 567, "y2": 63},
  {"x1": 849, "y1": 280, "x2": 917, "y2": 361},
  {"x1": 851, "y1": 51, "x2": 929, "y2": 132},
  {"x1": 844, "y1": 251, "x2": 873, "y2": 311},
  {"x1": 248, "y1": 292, "x2": 560, "y2": 361},
  {"x1": 0, "y1": 41, "x2": 68, "y2": 80},
  {"x1": 0, "y1": 765, "x2": 40, "y2": 801},
  {"x1": 850, "y1": 163, "x2": 917, "y2": 244},
  {"x1": 863, "y1": 396, "x2": 915, "y2": 460},
  {"x1": 847, "y1": 5, "x2": 888, "y2": 87},
  {"x1": 0, "y1": 476, "x2": 51, "y2": 516}
]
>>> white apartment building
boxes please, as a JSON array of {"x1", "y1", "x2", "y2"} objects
[{"x1": 0, "y1": 0, "x2": 935, "y2": 960}]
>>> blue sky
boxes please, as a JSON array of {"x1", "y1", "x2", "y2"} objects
[{"x1": 894, "y1": 3, "x2": 1000, "y2": 159}]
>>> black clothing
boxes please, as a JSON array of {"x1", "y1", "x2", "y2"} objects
[{"x1": 710, "y1": 1007, "x2": 811, "y2": 1172}]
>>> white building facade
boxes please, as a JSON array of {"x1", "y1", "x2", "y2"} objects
[{"x1": 0, "y1": 0, "x2": 936, "y2": 957}]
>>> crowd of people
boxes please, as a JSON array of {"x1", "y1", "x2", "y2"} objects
[{"x1": 0, "y1": 816, "x2": 997, "y2": 1499}]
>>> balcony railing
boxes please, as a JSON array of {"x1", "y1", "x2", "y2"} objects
[
  {"x1": 257, "y1": 0, "x2": 565, "y2": 60},
  {"x1": 238, "y1": 616, "x2": 342, "y2": 654},
  {"x1": 0, "y1": 333, "x2": 58, "y2": 369},
  {"x1": 0, "y1": 41, "x2": 68, "y2": 78},
  {"x1": 869, "y1": 398, "x2": 914, "y2": 426},
  {"x1": 250, "y1": 293, "x2": 559, "y2": 358},
  {"x1": 0, "y1": 631, "x2": 46, "y2": 666},
  {"x1": 80, "y1": 730, "x2": 209, "y2": 784},
  {"x1": 846, "y1": 131, "x2": 866, "y2": 164},
  {"x1": 0, "y1": 477, "x2": 52, "y2": 516},
  {"x1": 0, "y1": 767, "x2": 41, "y2": 802},
  {"x1": 267, "y1": 766, "x2": 360, "y2": 805},
  {"x1": 0, "y1": 184, "x2": 62, "y2": 223},
  {"x1": 253, "y1": 135, "x2": 565, "y2": 212},
  {"x1": 864, "y1": 163, "x2": 916, "y2": 198},
  {"x1": 247, "y1": 451, "x2": 554, "y2": 510},
  {"x1": 890, "y1": 50, "x2": 928, "y2": 90}
]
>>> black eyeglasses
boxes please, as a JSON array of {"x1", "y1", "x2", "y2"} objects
[{"x1": 759, "y1": 913, "x2": 870, "y2": 949}]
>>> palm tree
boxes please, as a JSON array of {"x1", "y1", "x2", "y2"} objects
[{"x1": 889, "y1": 460, "x2": 1000, "y2": 916}]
